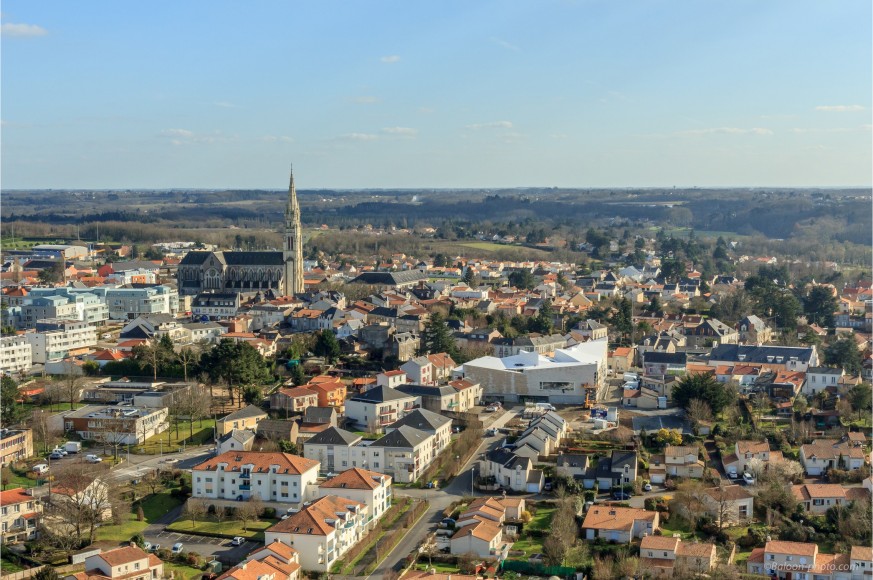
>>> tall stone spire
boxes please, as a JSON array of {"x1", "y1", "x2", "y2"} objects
[{"x1": 282, "y1": 166, "x2": 304, "y2": 296}]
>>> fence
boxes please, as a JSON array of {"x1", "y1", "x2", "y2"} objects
[{"x1": 0, "y1": 566, "x2": 46, "y2": 580}]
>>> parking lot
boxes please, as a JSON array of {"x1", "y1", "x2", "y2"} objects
[{"x1": 144, "y1": 530, "x2": 257, "y2": 560}]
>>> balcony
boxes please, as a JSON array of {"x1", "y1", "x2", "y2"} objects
[{"x1": 238, "y1": 484, "x2": 251, "y2": 491}]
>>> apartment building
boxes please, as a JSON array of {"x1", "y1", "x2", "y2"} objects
[
  {"x1": 25, "y1": 319, "x2": 97, "y2": 364},
  {"x1": 317, "y1": 468, "x2": 393, "y2": 522},
  {"x1": 217, "y1": 541, "x2": 301, "y2": 580},
  {"x1": 23, "y1": 289, "x2": 109, "y2": 327},
  {"x1": 192, "y1": 451, "x2": 320, "y2": 505},
  {"x1": 0, "y1": 335, "x2": 33, "y2": 375},
  {"x1": 264, "y1": 495, "x2": 369, "y2": 572},
  {"x1": 345, "y1": 386, "x2": 419, "y2": 432},
  {"x1": 271, "y1": 387, "x2": 320, "y2": 414},
  {"x1": 88, "y1": 285, "x2": 179, "y2": 321},
  {"x1": 0, "y1": 488, "x2": 41, "y2": 543},
  {"x1": 0, "y1": 429, "x2": 33, "y2": 466},
  {"x1": 302, "y1": 427, "x2": 363, "y2": 473}
]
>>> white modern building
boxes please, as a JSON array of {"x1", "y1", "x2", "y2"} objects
[
  {"x1": 23, "y1": 289, "x2": 109, "y2": 327},
  {"x1": 317, "y1": 468, "x2": 393, "y2": 522},
  {"x1": 192, "y1": 451, "x2": 320, "y2": 505},
  {"x1": 0, "y1": 335, "x2": 33, "y2": 375},
  {"x1": 86, "y1": 285, "x2": 179, "y2": 321},
  {"x1": 455, "y1": 339, "x2": 608, "y2": 404},
  {"x1": 25, "y1": 319, "x2": 97, "y2": 364}
]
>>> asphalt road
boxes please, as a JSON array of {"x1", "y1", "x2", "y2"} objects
[{"x1": 365, "y1": 406, "x2": 522, "y2": 579}]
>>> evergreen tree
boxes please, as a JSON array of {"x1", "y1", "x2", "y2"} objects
[
  {"x1": 672, "y1": 373, "x2": 736, "y2": 415},
  {"x1": 420, "y1": 312, "x2": 458, "y2": 356},
  {"x1": 201, "y1": 339, "x2": 272, "y2": 405},
  {"x1": 824, "y1": 338, "x2": 863, "y2": 375},
  {"x1": 802, "y1": 285, "x2": 839, "y2": 327},
  {"x1": 313, "y1": 330, "x2": 341, "y2": 364},
  {"x1": 0, "y1": 376, "x2": 25, "y2": 427}
]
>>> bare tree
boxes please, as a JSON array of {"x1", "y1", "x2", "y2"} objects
[
  {"x1": 133, "y1": 339, "x2": 166, "y2": 382},
  {"x1": 141, "y1": 470, "x2": 163, "y2": 496},
  {"x1": 183, "y1": 498, "x2": 208, "y2": 530},
  {"x1": 29, "y1": 408, "x2": 61, "y2": 454},
  {"x1": 670, "y1": 479, "x2": 707, "y2": 528},
  {"x1": 41, "y1": 381, "x2": 65, "y2": 409},
  {"x1": 60, "y1": 370, "x2": 84, "y2": 410},
  {"x1": 94, "y1": 411, "x2": 130, "y2": 460},
  {"x1": 48, "y1": 462, "x2": 112, "y2": 545},
  {"x1": 176, "y1": 384, "x2": 212, "y2": 439},
  {"x1": 236, "y1": 496, "x2": 262, "y2": 532},
  {"x1": 177, "y1": 344, "x2": 203, "y2": 384},
  {"x1": 591, "y1": 555, "x2": 615, "y2": 580},
  {"x1": 687, "y1": 398, "x2": 713, "y2": 432}
]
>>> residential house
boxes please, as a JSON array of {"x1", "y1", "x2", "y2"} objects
[
  {"x1": 306, "y1": 378, "x2": 347, "y2": 414},
  {"x1": 344, "y1": 386, "x2": 419, "y2": 432},
  {"x1": 448, "y1": 378, "x2": 482, "y2": 411},
  {"x1": 702, "y1": 484, "x2": 754, "y2": 526},
  {"x1": 573, "y1": 319, "x2": 609, "y2": 341},
  {"x1": 639, "y1": 536, "x2": 717, "y2": 577},
  {"x1": 642, "y1": 351, "x2": 687, "y2": 378},
  {"x1": 790, "y1": 484, "x2": 869, "y2": 515},
  {"x1": 386, "y1": 409, "x2": 452, "y2": 457},
  {"x1": 721, "y1": 440, "x2": 782, "y2": 476},
  {"x1": 317, "y1": 468, "x2": 393, "y2": 522},
  {"x1": 582, "y1": 450, "x2": 639, "y2": 490},
  {"x1": 0, "y1": 429, "x2": 33, "y2": 466},
  {"x1": 804, "y1": 367, "x2": 845, "y2": 397},
  {"x1": 426, "y1": 353, "x2": 457, "y2": 383},
  {"x1": 302, "y1": 406, "x2": 337, "y2": 428},
  {"x1": 581, "y1": 506, "x2": 659, "y2": 543},
  {"x1": 450, "y1": 497, "x2": 512, "y2": 559},
  {"x1": 395, "y1": 384, "x2": 462, "y2": 413},
  {"x1": 65, "y1": 545, "x2": 163, "y2": 580},
  {"x1": 747, "y1": 540, "x2": 873, "y2": 580},
  {"x1": 800, "y1": 439, "x2": 866, "y2": 476},
  {"x1": 375, "y1": 370, "x2": 407, "y2": 389},
  {"x1": 191, "y1": 292, "x2": 241, "y2": 320},
  {"x1": 737, "y1": 315, "x2": 772, "y2": 344},
  {"x1": 608, "y1": 346, "x2": 635, "y2": 374},
  {"x1": 216, "y1": 429, "x2": 256, "y2": 455},
  {"x1": 355, "y1": 426, "x2": 435, "y2": 483},
  {"x1": 271, "y1": 387, "x2": 319, "y2": 415},
  {"x1": 1, "y1": 488, "x2": 41, "y2": 543},
  {"x1": 191, "y1": 451, "x2": 320, "y2": 505},
  {"x1": 400, "y1": 356, "x2": 434, "y2": 385},
  {"x1": 684, "y1": 318, "x2": 739, "y2": 348},
  {"x1": 216, "y1": 405, "x2": 268, "y2": 437},
  {"x1": 264, "y1": 495, "x2": 369, "y2": 573},
  {"x1": 217, "y1": 541, "x2": 301, "y2": 580},
  {"x1": 302, "y1": 427, "x2": 363, "y2": 474},
  {"x1": 478, "y1": 448, "x2": 543, "y2": 493},
  {"x1": 663, "y1": 445, "x2": 704, "y2": 478},
  {"x1": 555, "y1": 453, "x2": 590, "y2": 480}
]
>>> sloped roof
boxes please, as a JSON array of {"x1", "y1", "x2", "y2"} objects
[
  {"x1": 194, "y1": 451, "x2": 319, "y2": 475},
  {"x1": 320, "y1": 467, "x2": 389, "y2": 490},
  {"x1": 303, "y1": 426, "x2": 361, "y2": 446}
]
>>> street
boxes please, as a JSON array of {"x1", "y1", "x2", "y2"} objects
[{"x1": 366, "y1": 406, "x2": 521, "y2": 579}]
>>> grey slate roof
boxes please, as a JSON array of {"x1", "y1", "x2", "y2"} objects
[
  {"x1": 709, "y1": 344, "x2": 815, "y2": 364},
  {"x1": 303, "y1": 406, "x2": 336, "y2": 424},
  {"x1": 808, "y1": 366, "x2": 843, "y2": 375},
  {"x1": 370, "y1": 425, "x2": 430, "y2": 449},
  {"x1": 349, "y1": 270, "x2": 428, "y2": 286},
  {"x1": 396, "y1": 384, "x2": 458, "y2": 399},
  {"x1": 304, "y1": 426, "x2": 362, "y2": 446},
  {"x1": 218, "y1": 404, "x2": 267, "y2": 424},
  {"x1": 388, "y1": 408, "x2": 451, "y2": 432},
  {"x1": 350, "y1": 385, "x2": 417, "y2": 404},
  {"x1": 642, "y1": 351, "x2": 688, "y2": 365}
]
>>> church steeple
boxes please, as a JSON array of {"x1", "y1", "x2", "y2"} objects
[{"x1": 282, "y1": 166, "x2": 304, "y2": 296}]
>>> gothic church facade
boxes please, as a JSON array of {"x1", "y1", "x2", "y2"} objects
[{"x1": 177, "y1": 170, "x2": 304, "y2": 297}]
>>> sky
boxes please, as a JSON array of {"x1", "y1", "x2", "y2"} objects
[{"x1": 1, "y1": 1, "x2": 871, "y2": 189}]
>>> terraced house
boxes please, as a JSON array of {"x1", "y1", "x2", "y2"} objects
[
  {"x1": 1, "y1": 488, "x2": 41, "y2": 543},
  {"x1": 192, "y1": 451, "x2": 320, "y2": 506}
]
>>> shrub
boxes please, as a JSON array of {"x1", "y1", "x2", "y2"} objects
[
  {"x1": 136, "y1": 506, "x2": 145, "y2": 521},
  {"x1": 130, "y1": 534, "x2": 145, "y2": 548}
]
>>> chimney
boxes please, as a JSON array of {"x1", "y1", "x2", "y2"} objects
[{"x1": 130, "y1": 541, "x2": 136, "y2": 547}]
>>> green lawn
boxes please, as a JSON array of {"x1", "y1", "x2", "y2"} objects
[
  {"x1": 162, "y1": 562, "x2": 205, "y2": 580},
  {"x1": 527, "y1": 506, "x2": 556, "y2": 531},
  {"x1": 2, "y1": 468, "x2": 40, "y2": 490},
  {"x1": 167, "y1": 517, "x2": 277, "y2": 541},
  {"x1": 416, "y1": 562, "x2": 461, "y2": 574},
  {"x1": 657, "y1": 516, "x2": 697, "y2": 540},
  {"x1": 511, "y1": 537, "x2": 544, "y2": 557},
  {"x1": 96, "y1": 492, "x2": 184, "y2": 541},
  {"x1": 132, "y1": 419, "x2": 216, "y2": 454}
]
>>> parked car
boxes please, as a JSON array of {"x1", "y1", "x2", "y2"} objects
[
  {"x1": 439, "y1": 518, "x2": 456, "y2": 528},
  {"x1": 51, "y1": 448, "x2": 68, "y2": 456},
  {"x1": 172, "y1": 543, "x2": 184, "y2": 554},
  {"x1": 612, "y1": 491, "x2": 632, "y2": 501},
  {"x1": 85, "y1": 454, "x2": 102, "y2": 463},
  {"x1": 643, "y1": 483, "x2": 652, "y2": 492},
  {"x1": 484, "y1": 406, "x2": 497, "y2": 413},
  {"x1": 231, "y1": 537, "x2": 245, "y2": 546},
  {"x1": 742, "y1": 472, "x2": 755, "y2": 485},
  {"x1": 49, "y1": 452, "x2": 64, "y2": 460},
  {"x1": 544, "y1": 481, "x2": 553, "y2": 491},
  {"x1": 485, "y1": 428, "x2": 497, "y2": 436},
  {"x1": 32, "y1": 464, "x2": 49, "y2": 474},
  {"x1": 143, "y1": 542, "x2": 152, "y2": 551},
  {"x1": 149, "y1": 544, "x2": 160, "y2": 552},
  {"x1": 727, "y1": 469, "x2": 738, "y2": 479}
]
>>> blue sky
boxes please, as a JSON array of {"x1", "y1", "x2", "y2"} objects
[{"x1": 2, "y1": 1, "x2": 870, "y2": 189}]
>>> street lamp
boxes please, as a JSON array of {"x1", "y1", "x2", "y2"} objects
[{"x1": 471, "y1": 467, "x2": 475, "y2": 495}]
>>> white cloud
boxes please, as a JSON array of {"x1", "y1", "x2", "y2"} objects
[
  {"x1": 352, "y1": 96, "x2": 380, "y2": 104},
  {"x1": 466, "y1": 121, "x2": 513, "y2": 130},
  {"x1": 1, "y1": 22, "x2": 47, "y2": 37},
  {"x1": 340, "y1": 133, "x2": 379, "y2": 141},
  {"x1": 160, "y1": 128, "x2": 195, "y2": 139},
  {"x1": 678, "y1": 127, "x2": 773, "y2": 136},
  {"x1": 381, "y1": 126, "x2": 418, "y2": 137},
  {"x1": 380, "y1": 55, "x2": 400, "y2": 63},
  {"x1": 490, "y1": 37, "x2": 519, "y2": 52},
  {"x1": 260, "y1": 135, "x2": 294, "y2": 143},
  {"x1": 815, "y1": 105, "x2": 865, "y2": 112}
]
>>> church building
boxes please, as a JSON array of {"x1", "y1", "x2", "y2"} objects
[{"x1": 177, "y1": 169, "x2": 305, "y2": 297}]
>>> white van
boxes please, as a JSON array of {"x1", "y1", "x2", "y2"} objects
[
  {"x1": 32, "y1": 464, "x2": 49, "y2": 474},
  {"x1": 535, "y1": 402, "x2": 556, "y2": 412},
  {"x1": 623, "y1": 372, "x2": 639, "y2": 383}
]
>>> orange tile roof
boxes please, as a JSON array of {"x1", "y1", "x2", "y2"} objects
[
  {"x1": 0, "y1": 488, "x2": 34, "y2": 505},
  {"x1": 736, "y1": 440, "x2": 770, "y2": 455},
  {"x1": 704, "y1": 484, "x2": 753, "y2": 501},
  {"x1": 640, "y1": 535, "x2": 680, "y2": 551},
  {"x1": 676, "y1": 541, "x2": 716, "y2": 559},
  {"x1": 277, "y1": 387, "x2": 318, "y2": 398},
  {"x1": 451, "y1": 518, "x2": 502, "y2": 542},
  {"x1": 747, "y1": 547, "x2": 765, "y2": 564},
  {"x1": 449, "y1": 378, "x2": 477, "y2": 391},
  {"x1": 765, "y1": 540, "x2": 817, "y2": 557},
  {"x1": 267, "y1": 495, "x2": 364, "y2": 536},
  {"x1": 382, "y1": 370, "x2": 406, "y2": 377},
  {"x1": 791, "y1": 483, "x2": 848, "y2": 501},
  {"x1": 851, "y1": 546, "x2": 873, "y2": 562},
  {"x1": 98, "y1": 545, "x2": 150, "y2": 567},
  {"x1": 251, "y1": 541, "x2": 299, "y2": 561},
  {"x1": 320, "y1": 468, "x2": 389, "y2": 491},
  {"x1": 194, "y1": 451, "x2": 319, "y2": 475},
  {"x1": 582, "y1": 506, "x2": 657, "y2": 531}
]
